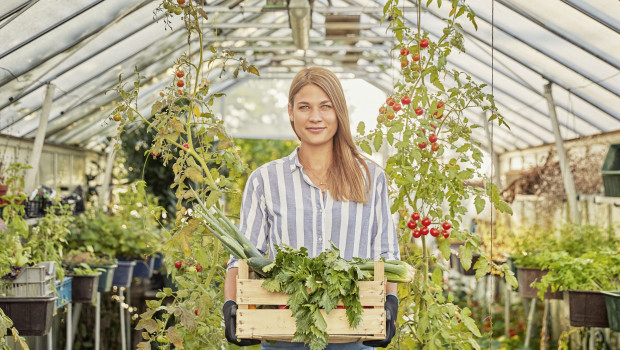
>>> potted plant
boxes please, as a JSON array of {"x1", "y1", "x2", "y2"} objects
[
  {"x1": 63, "y1": 253, "x2": 103, "y2": 304},
  {"x1": 63, "y1": 249, "x2": 117, "y2": 294}
]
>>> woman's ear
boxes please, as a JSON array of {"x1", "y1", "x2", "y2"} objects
[{"x1": 288, "y1": 103, "x2": 294, "y2": 122}]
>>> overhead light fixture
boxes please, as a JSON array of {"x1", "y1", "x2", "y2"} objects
[{"x1": 288, "y1": 0, "x2": 311, "y2": 50}]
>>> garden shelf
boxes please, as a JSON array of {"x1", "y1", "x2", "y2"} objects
[{"x1": 234, "y1": 259, "x2": 386, "y2": 343}]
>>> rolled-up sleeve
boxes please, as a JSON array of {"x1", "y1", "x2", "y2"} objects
[
  {"x1": 371, "y1": 169, "x2": 400, "y2": 261},
  {"x1": 227, "y1": 169, "x2": 270, "y2": 270}
]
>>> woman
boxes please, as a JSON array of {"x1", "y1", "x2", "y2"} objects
[{"x1": 222, "y1": 67, "x2": 400, "y2": 349}]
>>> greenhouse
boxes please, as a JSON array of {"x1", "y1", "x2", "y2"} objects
[{"x1": 0, "y1": 0, "x2": 619, "y2": 349}]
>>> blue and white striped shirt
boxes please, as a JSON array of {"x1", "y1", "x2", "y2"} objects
[{"x1": 228, "y1": 148, "x2": 400, "y2": 269}]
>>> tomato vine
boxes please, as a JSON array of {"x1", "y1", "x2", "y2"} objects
[{"x1": 356, "y1": 0, "x2": 516, "y2": 348}]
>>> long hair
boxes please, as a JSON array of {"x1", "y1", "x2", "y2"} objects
[{"x1": 288, "y1": 67, "x2": 370, "y2": 203}]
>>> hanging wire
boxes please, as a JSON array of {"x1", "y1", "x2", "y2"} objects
[{"x1": 489, "y1": 0, "x2": 495, "y2": 347}]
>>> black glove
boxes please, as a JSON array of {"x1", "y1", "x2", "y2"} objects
[
  {"x1": 363, "y1": 294, "x2": 398, "y2": 348},
  {"x1": 223, "y1": 300, "x2": 261, "y2": 346}
]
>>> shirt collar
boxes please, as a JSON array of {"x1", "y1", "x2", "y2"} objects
[{"x1": 288, "y1": 147, "x2": 302, "y2": 173}]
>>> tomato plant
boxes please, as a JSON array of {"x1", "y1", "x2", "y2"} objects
[
  {"x1": 107, "y1": 1, "x2": 260, "y2": 349},
  {"x1": 356, "y1": 0, "x2": 515, "y2": 348}
]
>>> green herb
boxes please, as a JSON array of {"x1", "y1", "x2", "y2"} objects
[{"x1": 261, "y1": 244, "x2": 369, "y2": 350}]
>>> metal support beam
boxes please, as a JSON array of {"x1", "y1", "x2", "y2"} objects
[
  {"x1": 24, "y1": 83, "x2": 54, "y2": 194},
  {"x1": 99, "y1": 140, "x2": 117, "y2": 209},
  {"x1": 482, "y1": 112, "x2": 503, "y2": 189},
  {"x1": 544, "y1": 82, "x2": 580, "y2": 223}
]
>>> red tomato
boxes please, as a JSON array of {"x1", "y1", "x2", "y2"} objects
[
  {"x1": 418, "y1": 142, "x2": 427, "y2": 149},
  {"x1": 178, "y1": 0, "x2": 186, "y2": 4},
  {"x1": 174, "y1": 261, "x2": 182, "y2": 269},
  {"x1": 176, "y1": 89, "x2": 183, "y2": 96},
  {"x1": 386, "y1": 97, "x2": 395, "y2": 106},
  {"x1": 414, "y1": 107, "x2": 424, "y2": 116},
  {"x1": 183, "y1": 143, "x2": 189, "y2": 149},
  {"x1": 401, "y1": 96, "x2": 411, "y2": 105},
  {"x1": 196, "y1": 265, "x2": 202, "y2": 272},
  {"x1": 429, "y1": 134, "x2": 438, "y2": 143},
  {"x1": 430, "y1": 228, "x2": 440, "y2": 237},
  {"x1": 412, "y1": 53, "x2": 420, "y2": 61},
  {"x1": 411, "y1": 212, "x2": 420, "y2": 220},
  {"x1": 442, "y1": 230, "x2": 450, "y2": 238},
  {"x1": 442, "y1": 222, "x2": 452, "y2": 230},
  {"x1": 420, "y1": 227, "x2": 429, "y2": 235},
  {"x1": 434, "y1": 111, "x2": 443, "y2": 119},
  {"x1": 400, "y1": 47, "x2": 410, "y2": 56},
  {"x1": 420, "y1": 38, "x2": 429, "y2": 48},
  {"x1": 176, "y1": 70, "x2": 184, "y2": 78},
  {"x1": 194, "y1": 309, "x2": 198, "y2": 315},
  {"x1": 412, "y1": 230, "x2": 422, "y2": 238},
  {"x1": 421, "y1": 217, "x2": 431, "y2": 227},
  {"x1": 431, "y1": 143, "x2": 439, "y2": 152},
  {"x1": 407, "y1": 220, "x2": 417, "y2": 230},
  {"x1": 393, "y1": 103, "x2": 402, "y2": 112},
  {"x1": 437, "y1": 101, "x2": 444, "y2": 109},
  {"x1": 177, "y1": 80, "x2": 184, "y2": 87}
]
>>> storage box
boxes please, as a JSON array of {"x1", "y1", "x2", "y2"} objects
[
  {"x1": 235, "y1": 260, "x2": 386, "y2": 343},
  {"x1": 0, "y1": 295, "x2": 57, "y2": 336},
  {"x1": 516, "y1": 267, "x2": 562, "y2": 300},
  {"x1": 564, "y1": 290, "x2": 609, "y2": 328},
  {"x1": 55, "y1": 276, "x2": 72, "y2": 308},
  {"x1": 69, "y1": 274, "x2": 100, "y2": 303},
  {"x1": 602, "y1": 143, "x2": 620, "y2": 197},
  {"x1": 0, "y1": 266, "x2": 54, "y2": 297},
  {"x1": 603, "y1": 291, "x2": 620, "y2": 332}
]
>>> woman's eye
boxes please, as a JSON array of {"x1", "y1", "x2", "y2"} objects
[
  {"x1": 299, "y1": 105, "x2": 309, "y2": 110},
  {"x1": 321, "y1": 105, "x2": 332, "y2": 109}
]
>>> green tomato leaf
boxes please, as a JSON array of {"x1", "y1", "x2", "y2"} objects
[
  {"x1": 474, "y1": 195, "x2": 485, "y2": 214},
  {"x1": 461, "y1": 313, "x2": 481, "y2": 337},
  {"x1": 357, "y1": 121, "x2": 365, "y2": 135},
  {"x1": 373, "y1": 132, "x2": 383, "y2": 152},
  {"x1": 359, "y1": 140, "x2": 372, "y2": 155}
]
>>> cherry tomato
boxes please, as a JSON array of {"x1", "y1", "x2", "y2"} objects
[
  {"x1": 418, "y1": 142, "x2": 427, "y2": 149},
  {"x1": 177, "y1": 80, "x2": 184, "y2": 87},
  {"x1": 176, "y1": 70, "x2": 184, "y2": 78},
  {"x1": 431, "y1": 143, "x2": 439, "y2": 152},
  {"x1": 386, "y1": 97, "x2": 395, "y2": 106},
  {"x1": 420, "y1": 38, "x2": 429, "y2": 48},
  {"x1": 379, "y1": 106, "x2": 387, "y2": 114},
  {"x1": 442, "y1": 222, "x2": 452, "y2": 230},
  {"x1": 393, "y1": 103, "x2": 402, "y2": 112},
  {"x1": 412, "y1": 230, "x2": 422, "y2": 238},
  {"x1": 386, "y1": 113, "x2": 395, "y2": 120},
  {"x1": 401, "y1": 96, "x2": 411, "y2": 105},
  {"x1": 401, "y1": 59, "x2": 408, "y2": 67},
  {"x1": 429, "y1": 134, "x2": 438, "y2": 143},
  {"x1": 407, "y1": 220, "x2": 417, "y2": 230},
  {"x1": 434, "y1": 111, "x2": 443, "y2": 119},
  {"x1": 177, "y1": 0, "x2": 186, "y2": 5},
  {"x1": 176, "y1": 89, "x2": 183, "y2": 96},
  {"x1": 151, "y1": 151, "x2": 160, "y2": 157},
  {"x1": 195, "y1": 309, "x2": 199, "y2": 315},
  {"x1": 437, "y1": 101, "x2": 444, "y2": 109},
  {"x1": 196, "y1": 264, "x2": 202, "y2": 272},
  {"x1": 400, "y1": 47, "x2": 410, "y2": 56},
  {"x1": 420, "y1": 227, "x2": 429, "y2": 235},
  {"x1": 430, "y1": 228, "x2": 440, "y2": 237},
  {"x1": 411, "y1": 212, "x2": 420, "y2": 220},
  {"x1": 174, "y1": 261, "x2": 182, "y2": 269},
  {"x1": 421, "y1": 217, "x2": 431, "y2": 227},
  {"x1": 442, "y1": 230, "x2": 450, "y2": 238},
  {"x1": 414, "y1": 107, "x2": 424, "y2": 116},
  {"x1": 183, "y1": 143, "x2": 189, "y2": 149},
  {"x1": 412, "y1": 53, "x2": 420, "y2": 61},
  {"x1": 113, "y1": 113, "x2": 121, "y2": 122}
]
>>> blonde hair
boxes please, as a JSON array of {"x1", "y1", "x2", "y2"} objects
[{"x1": 288, "y1": 67, "x2": 370, "y2": 203}]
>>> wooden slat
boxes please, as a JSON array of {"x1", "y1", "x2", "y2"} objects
[
  {"x1": 236, "y1": 309, "x2": 385, "y2": 341},
  {"x1": 237, "y1": 260, "x2": 249, "y2": 310},
  {"x1": 237, "y1": 280, "x2": 385, "y2": 306}
]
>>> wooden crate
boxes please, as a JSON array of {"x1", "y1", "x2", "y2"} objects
[{"x1": 236, "y1": 260, "x2": 386, "y2": 343}]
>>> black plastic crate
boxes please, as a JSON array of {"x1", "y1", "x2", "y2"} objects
[
  {"x1": 24, "y1": 198, "x2": 48, "y2": 218},
  {"x1": 0, "y1": 295, "x2": 56, "y2": 336}
]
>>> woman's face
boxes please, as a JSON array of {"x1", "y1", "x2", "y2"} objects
[{"x1": 288, "y1": 84, "x2": 338, "y2": 149}]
